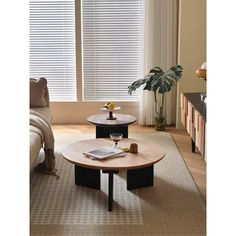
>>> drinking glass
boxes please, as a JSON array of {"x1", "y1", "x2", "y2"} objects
[{"x1": 110, "y1": 133, "x2": 123, "y2": 147}]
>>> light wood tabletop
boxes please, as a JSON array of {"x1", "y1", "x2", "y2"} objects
[
  {"x1": 87, "y1": 114, "x2": 137, "y2": 127},
  {"x1": 62, "y1": 138, "x2": 165, "y2": 171}
]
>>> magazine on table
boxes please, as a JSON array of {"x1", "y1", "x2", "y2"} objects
[{"x1": 83, "y1": 146, "x2": 124, "y2": 160}]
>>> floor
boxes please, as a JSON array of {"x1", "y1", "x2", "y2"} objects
[{"x1": 52, "y1": 124, "x2": 206, "y2": 202}]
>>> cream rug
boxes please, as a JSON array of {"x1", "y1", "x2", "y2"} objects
[{"x1": 30, "y1": 132, "x2": 206, "y2": 236}]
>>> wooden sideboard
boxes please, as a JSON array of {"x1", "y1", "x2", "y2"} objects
[{"x1": 180, "y1": 93, "x2": 206, "y2": 158}]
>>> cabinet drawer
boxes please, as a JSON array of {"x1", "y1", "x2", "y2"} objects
[
  {"x1": 195, "y1": 112, "x2": 205, "y2": 156},
  {"x1": 187, "y1": 102, "x2": 194, "y2": 138},
  {"x1": 181, "y1": 109, "x2": 186, "y2": 128},
  {"x1": 199, "y1": 117, "x2": 205, "y2": 156}
]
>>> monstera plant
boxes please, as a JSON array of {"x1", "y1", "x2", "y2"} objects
[{"x1": 128, "y1": 65, "x2": 183, "y2": 130}]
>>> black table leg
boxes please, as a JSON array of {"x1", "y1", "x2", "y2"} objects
[
  {"x1": 103, "y1": 170, "x2": 119, "y2": 211},
  {"x1": 75, "y1": 165, "x2": 100, "y2": 189},
  {"x1": 96, "y1": 126, "x2": 128, "y2": 138},
  {"x1": 108, "y1": 172, "x2": 113, "y2": 211},
  {"x1": 127, "y1": 165, "x2": 154, "y2": 190},
  {"x1": 191, "y1": 138, "x2": 196, "y2": 153}
]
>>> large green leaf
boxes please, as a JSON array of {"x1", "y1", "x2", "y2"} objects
[
  {"x1": 166, "y1": 77, "x2": 174, "y2": 87},
  {"x1": 150, "y1": 75, "x2": 162, "y2": 92},
  {"x1": 128, "y1": 64, "x2": 183, "y2": 96},
  {"x1": 166, "y1": 70, "x2": 180, "y2": 81},
  {"x1": 156, "y1": 75, "x2": 171, "y2": 94},
  {"x1": 143, "y1": 74, "x2": 156, "y2": 91},
  {"x1": 158, "y1": 82, "x2": 166, "y2": 93},
  {"x1": 128, "y1": 75, "x2": 150, "y2": 95},
  {"x1": 169, "y1": 65, "x2": 183, "y2": 77},
  {"x1": 149, "y1": 67, "x2": 163, "y2": 74}
]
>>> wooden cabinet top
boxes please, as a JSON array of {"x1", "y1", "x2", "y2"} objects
[{"x1": 183, "y1": 93, "x2": 206, "y2": 121}]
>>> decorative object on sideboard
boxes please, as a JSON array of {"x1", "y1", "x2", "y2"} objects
[
  {"x1": 128, "y1": 65, "x2": 183, "y2": 131},
  {"x1": 195, "y1": 62, "x2": 207, "y2": 81},
  {"x1": 195, "y1": 62, "x2": 207, "y2": 103}
]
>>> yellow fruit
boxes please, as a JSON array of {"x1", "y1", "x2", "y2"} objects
[
  {"x1": 108, "y1": 103, "x2": 115, "y2": 110},
  {"x1": 122, "y1": 147, "x2": 130, "y2": 152}
]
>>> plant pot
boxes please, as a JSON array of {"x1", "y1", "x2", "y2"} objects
[{"x1": 155, "y1": 115, "x2": 166, "y2": 131}]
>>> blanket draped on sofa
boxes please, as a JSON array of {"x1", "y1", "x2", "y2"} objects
[{"x1": 30, "y1": 109, "x2": 59, "y2": 178}]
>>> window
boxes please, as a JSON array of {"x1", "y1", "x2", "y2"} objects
[
  {"x1": 82, "y1": 0, "x2": 144, "y2": 101},
  {"x1": 30, "y1": 0, "x2": 76, "y2": 101}
]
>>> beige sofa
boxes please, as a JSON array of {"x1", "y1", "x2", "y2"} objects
[{"x1": 30, "y1": 78, "x2": 53, "y2": 170}]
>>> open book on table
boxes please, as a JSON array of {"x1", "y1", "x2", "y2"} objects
[{"x1": 83, "y1": 146, "x2": 124, "y2": 160}]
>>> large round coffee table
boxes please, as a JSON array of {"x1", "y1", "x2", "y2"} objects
[
  {"x1": 87, "y1": 114, "x2": 136, "y2": 138},
  {"x1": 62, "y1": 138, "x2": 165, "y2": 211}
]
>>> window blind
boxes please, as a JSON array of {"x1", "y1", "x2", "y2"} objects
[
  {"x1": 82, "y1": 0, "x2": 144, "y2": 101},
  {"x1": 30, "y1": 0, "x2": 76, "y2": 101}
]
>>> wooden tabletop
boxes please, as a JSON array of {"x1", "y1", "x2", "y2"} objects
[
  {"x1": 62, "y1": 138, "x2": 165, "y2": 170},
  {"x1": 87, "y1": 114, "x2": 136, "y2": 127}
]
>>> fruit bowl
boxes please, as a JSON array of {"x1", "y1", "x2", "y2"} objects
[
  {"x1": 101, "y1": 106, "x2": 121, "y2": 112},
  {"x1": 101, "y1": 103, "x2": 121, "y2": 120}
]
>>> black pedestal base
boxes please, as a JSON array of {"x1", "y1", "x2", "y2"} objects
[
  {"x1": 127, "y1": 165, "x2": 154, "y2": 190},
  {"x1": 75, "y1": 165, "x2": 100, "y2": 189},
  {"x1": 106, "y1": 111, "x2": 117, "y2": 120},
  {"x1": 74, "y1": 165, "x2": 154, "y2": 211},
  {"x1": 96, "y1": 126, "x2": 128, "y2": 138}
]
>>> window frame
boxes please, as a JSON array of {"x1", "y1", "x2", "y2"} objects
[
  {"x1": 30, "y1": 0, "x2": 77, "y2": 102},
  {"x1": 77, "y1": 0, "x2": 144, "y2": 102}
]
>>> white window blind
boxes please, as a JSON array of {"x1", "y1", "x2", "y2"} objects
[
  {"x1": 30, "y1": 0, "x2": 76, "y2": 101},
  {"x1": 82, "y1": 0, "x2": 144, "y2": 101}
]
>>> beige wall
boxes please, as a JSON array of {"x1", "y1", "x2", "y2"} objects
[
  {"x1": 51, "y1": 101, "x2": 139, "y2": 124},
  {"x1": 176, "y1": 0, "x2": 206, "y2": 128}
]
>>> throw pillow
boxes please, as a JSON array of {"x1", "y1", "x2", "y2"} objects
[{"x1": 30, "y1": 78, "x2": 48, "y2": 107}]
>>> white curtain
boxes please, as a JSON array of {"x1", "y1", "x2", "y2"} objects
[{"x1": 139, "y1": 0, "x2": 178, "y2": 125}]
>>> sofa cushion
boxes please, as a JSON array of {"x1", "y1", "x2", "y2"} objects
[{"x1": 30, "y1": 78, "x2": 49, "y2": 107}]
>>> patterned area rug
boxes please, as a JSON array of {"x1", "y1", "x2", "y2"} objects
[
  {"x1": 30, "y1": 132, "x2": 206, "y2": 236},
  {"x1": 31, "y1": 164, "x2": 143, "y2": 225}
]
